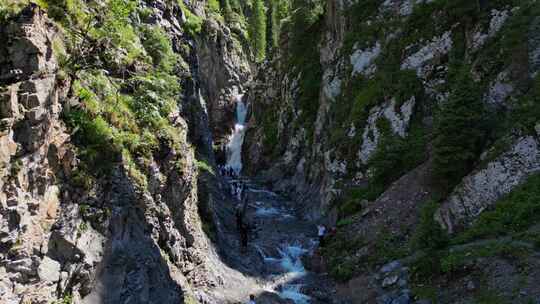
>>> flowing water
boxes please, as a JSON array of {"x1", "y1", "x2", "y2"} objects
[
  {"x1": 220, "y1": 95, "x2": 333, "y2": 303},
  {"x1": 226, "y1": 95, "x2": 247, "y2": 175}
]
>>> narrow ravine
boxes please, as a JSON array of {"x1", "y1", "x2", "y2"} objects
[{"x1": 220, "y1": 99, "x2": 335, "y2": 303}]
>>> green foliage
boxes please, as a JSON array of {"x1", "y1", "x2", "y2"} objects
[
  {"x1": 285, "y1": 0, "x2": 324, "y2": 135},
  {"x1": 368, "y1": 230, "x2": 409, "y2": 266},
  {"x1": 0, "y1": 0, "x2": 30, "y2": 22},
  {"x1": 45, "y1": 0, "x2": 143, "y2": 72},
  {"x1": 440, "y1": 241, "x2": 531, "y2": 275},
  {"x1": 322, "y1": 232, "x2": 364, "y2": 282},
  {"x1": 195, "y1": 159, "x2": 215, "y2": 175},
  {"x1": 474, "y1": 290, "x2": 509, "y2": 304},
  {"x1": 511, "y1": 75, "x2": 540, "y2": 135},
  {"x1": 267, "y1": 0, "x2": 289, "y2": 51},
  {"x1": 249, "y1": 0, "x2": 267, "y2": 62},
  {"x1": 207, "y1": 0, "x2": 221, "y2": 14},
  {"x1": 341, "y1": 0, "x2": 382, "y2": 53},
  {"x1": 336, "y1": 217, "x2": 354, "y2": 227},
  {"x1": 369, "y1": 118, "x2": 427, "y2": 190},
  {"x1": 336, "y1": 186, "x2": 382, "y2": 219},
  {"x1": 64, "y1": 108, "x2": 119, "y2": 172},
  {"x1": 433, "y1": 66, "x2": 487, "y2": 188},
  {"x1": 9, "y1": 158, "x2": 23, "y2": 178},
  {"x1": 411, "y1": 200, "x2": 449, "y2": 251},
  {"x1": 410, "y1": 251, "x2": 443, "y2": 283},
  {"x1": 141, "y1": 25, "x2": 178, "y2": 73},
  {"x1": 455, "y1": 173, "x2": 540, "y2": 243},
  {"x1": 56, "y1": 293, "x2": 73, "y2": 304},
  {"x1": 178, "y1": 0, "x2": 203, "y2": 36},
  {"x1": 411, "y1": 285, "x2": 438, "y2": 303}
]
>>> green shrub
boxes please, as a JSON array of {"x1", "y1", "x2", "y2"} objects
[
  {"x1": 207, "y1": 0, "x2": 220, "y2": 14},
  {"x1": 195, "y1": 159, "x2": 215, "y2": 175},
  {"x1": 322, "y1": 232, "x2": 364, "y2": 282},
  {"x1": 369, "y1": 119, "x2": 427, "y2": 189},
  {"x1": 369, "y1": 230, "x2": 409, "y2": 266},
  {"x1": 411, "y1": 200, "x2": 449, "y2": 251},
  {"x1": 141, "y1": 25, "x2": 178, "y2": 73},
  {"x1": 177, "y1": 0, "x2": 203, "y2": 36},
  {"x1": 0, "y1": 0, "x2": 29, "y2": 22}
]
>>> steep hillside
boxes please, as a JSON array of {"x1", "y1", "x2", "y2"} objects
[
  {"x1": 243, "y1": 0, "x2": 540, "y2": 302},
  {"x1": 2, "y1": 0, "x2": 540, "y2": 303},
  {"x1": 0, "y1": 0, "x2": 254, "y2": 303}
]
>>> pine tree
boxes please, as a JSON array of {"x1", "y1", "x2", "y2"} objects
[
  {"x1": 433, "y1": 67, "x2": 486, "y2": 188},
  {"x1": 249, "y1": 0, "x2": 267, "y2": 62}
]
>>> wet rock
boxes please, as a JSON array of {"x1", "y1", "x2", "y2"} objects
[
  {"x1": 392, "y1": 293, "x2": 411, "y2": 304},
  {"x1": 382, "y1": 275, "x2": 400, "y2": 288},
  {"x1": 381, "y1": 261, "x2": 402, "y2": 273},
  {"x1": 378, "y1": 294, "x2": 394, "y2": 304}
]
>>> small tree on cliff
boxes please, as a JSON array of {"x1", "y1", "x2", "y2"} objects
[
  {"x1": 433, "y1": 66, "x2": 486, "y2": 189},
  {"x1": 249, "y1": 0, "x2": 267, "y2": 62}
]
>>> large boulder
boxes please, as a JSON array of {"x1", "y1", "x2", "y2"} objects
[{"x1": 436, "y1": 136, "x2": 540, "y2": 233}]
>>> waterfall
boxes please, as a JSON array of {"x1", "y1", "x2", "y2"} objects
[{"x1": 226, "y1": 95, "x2": 247, "y2": 174}]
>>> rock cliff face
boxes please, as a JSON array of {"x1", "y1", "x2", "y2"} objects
[
  {"x1": 243, "y1": 0, "x2": 540, "y2": 302},
  {"x1": 245, "y1": 0, "x2": 540, "y2": 229},
  {"x1": 0, "y1": 2, "x2": 252, "y2": 303},
  {"x1": 2, "y1": 0, "x2": 540, "y2": 303}
]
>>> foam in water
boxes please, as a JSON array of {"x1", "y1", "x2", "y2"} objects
[
  {"x1": 255, "y1": 207, "x2": 281, "y2": 217},
  {"x1": 279, "y1": 284, "x2": 311, "y2": 304},
  {"x1": 277, "y1": 243, "x2": 307, "y2": 275},
  {"x1": 226, "y1": 95, "x2": 247, "y2": 174}
]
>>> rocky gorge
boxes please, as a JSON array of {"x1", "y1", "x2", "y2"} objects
[{"x1": 1, "y1": 0, "x2": 540, "y2": 303}]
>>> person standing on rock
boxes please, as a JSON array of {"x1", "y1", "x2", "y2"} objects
[{"x1": 317, "y1": 224, "x2": 327, "y2": 247}]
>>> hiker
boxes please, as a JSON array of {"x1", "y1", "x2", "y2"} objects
[
  {"x1": 317, "y1": 224, "x2": 326, "y2": 246},
  {"x1": 247, "y1": 294, "x2": 256, "y2": 304}
]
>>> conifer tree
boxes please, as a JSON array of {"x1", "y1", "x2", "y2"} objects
[
  {"x1": 433, "y1": 67, "x2": 486, "y2": 188},
  {"x1": 249, "y1": 0, "x2": 267, "y2": 62}
]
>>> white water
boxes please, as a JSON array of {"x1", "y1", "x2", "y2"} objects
[
  {"x1": 226, "y1": 95, "x2": 247, "y2": 175},
  {"x1": 279, "y1": 284, "x2": 311, "y2": 304},
  {"x1": 254, "y1": 207, "x2": 281, "y2": 217},
  {"x1": 277, "y1": 243, "x2": 307, "y2": 274},
  {"x1": 256, "y1": 235, "x2": 312, "y2": 303}
]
